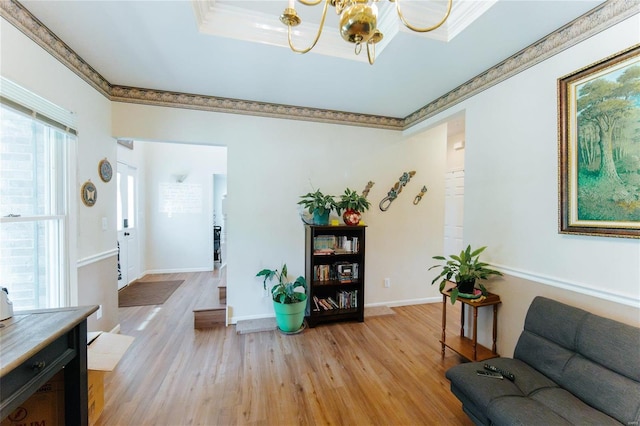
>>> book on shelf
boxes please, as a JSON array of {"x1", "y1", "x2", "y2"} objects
[
  {"x1": 316, "y1": 235, "x2": 360, "y2": 254},
  {"x1": 314, "y1": 248, "x2": 335, "y2": 255},
  {"x1": 314, "y1": 235, "x2": 336, "y2": 254},
  {"x1": 313, "y1": 262, "x2": 359, "y2": 283},
  {"x1": 333, "y1": 236, "x2": 359, "y2": 254},
  {"x1": 311, "y1": 291, "x2": 359, "y2": 313}
]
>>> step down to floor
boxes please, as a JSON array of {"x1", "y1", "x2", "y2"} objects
[
  {"x1": 193, "y1": 305, "x2": 226, "y2": 329},
  {"x1": 218, "y1": 282, "x2": 226, "y2": 303}
]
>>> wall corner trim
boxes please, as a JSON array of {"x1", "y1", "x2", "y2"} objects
[
  {"x1": 493, "y1": 263, "x2": 639, "y2": 308},
  {"x1": 76, "y1": 248, "x2": 118, "y2": 268}
]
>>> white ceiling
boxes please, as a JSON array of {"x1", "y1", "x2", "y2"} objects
[{"x1": 18, "y1": 0, "x2": 605, "y2": 119}]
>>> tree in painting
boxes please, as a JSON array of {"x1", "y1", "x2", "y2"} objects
[{"x1": 576, "y1": 63, "x2": 640, "y2": 222}]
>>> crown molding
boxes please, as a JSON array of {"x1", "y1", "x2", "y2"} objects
[
  {"x1": 2, "y1": 0, "x2": 638, "y2": 131},
  {"x1": 0, "y1": 0, "x2": 111, "y2": 98},
  {"x1": 402, "y1": 0, "x2": 640, "y2": 129},
  {"x1": 110, "y1": 86, "x2": 404, "y2": 130}
]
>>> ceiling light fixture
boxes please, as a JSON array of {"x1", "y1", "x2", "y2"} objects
[{"x1": 280, "y1": 0, "x2": 452, "y2": 65}]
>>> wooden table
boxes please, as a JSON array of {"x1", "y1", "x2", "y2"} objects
[
  {"x1": 440, "y1": 282, "x2": 501, "y2": 361},
  {"x1": 0, "y1": 305, "x2": 98, "y2": 424}
]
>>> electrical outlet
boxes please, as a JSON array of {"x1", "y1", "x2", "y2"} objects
[
  {"x1": 384, "y1": 278, "x2": 391, "y2": 288},
  {"x1": 97, "y1": 304, "x2": 103, "y2": 319}
]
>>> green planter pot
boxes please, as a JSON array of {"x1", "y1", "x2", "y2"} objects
[
  {"x1": 273, "y1": 294, "x2": 307, "y2": 332},
  {"x1": 312, "y1": 209, "x2": 330, "y2": 225}
]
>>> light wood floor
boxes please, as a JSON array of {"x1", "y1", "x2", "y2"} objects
[{"x1": 98, "y1": 271, "x2": 473, "y2": 426}]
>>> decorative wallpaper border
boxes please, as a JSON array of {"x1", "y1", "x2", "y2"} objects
[
  {"x1": 109, "y1": 86, "x2": 405, "y2": 130},
  {"x1": 402, "y1": 0, "x2": 640, "y2": 128},
  {"x1": 0, "y1": 0, "x2": 111, "y2": 98},
  {"x1": 1, "y1": 0, "x2": 638, "y2": 131}
]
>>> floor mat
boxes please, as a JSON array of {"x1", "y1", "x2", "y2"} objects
[{"x1": 118, "y1": 280, "x2": 184, "y2": 307}]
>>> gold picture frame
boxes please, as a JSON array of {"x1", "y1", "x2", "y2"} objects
[{"x1": 558, "y1": 45, "x2": 640, "y2": 239}]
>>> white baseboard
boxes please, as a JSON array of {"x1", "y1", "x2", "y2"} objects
[
  {"x1": 367, "y1": 297, "x2": 441, "y2": 308},
  {"x1": 229, "y1": 298, "x2": 442, "y2": 325},
  {"x1": 143, "y1": 267, "x2": 213, "y2": 275}
]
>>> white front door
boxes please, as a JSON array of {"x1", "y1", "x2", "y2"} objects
[{"x1": 117, "y1": 162, "x2": 139, "y2": 289}]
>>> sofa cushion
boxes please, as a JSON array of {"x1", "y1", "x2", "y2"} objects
[
  {"x1": 445, "y1": 358, "x2": 560, "y2": 424},
  {"x1": 562, "y1": 354, "x2": 640, "y2": 425},
  {"x1": 520, "y1": 297, "x2": 589, "y2": 351},
  {"x1": 514, "y1": 331, "x2": 575, "y2": 384},
  {"x1": 487, "y1": 389, "x2": 620, "y2": 426},
  {"x1": 576, "y1": 314, "x2": 640, "y2": 382}
]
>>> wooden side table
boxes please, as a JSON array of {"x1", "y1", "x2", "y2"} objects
[{"x1": 440, "y1": 282, "x2": 501, "y2": 361}]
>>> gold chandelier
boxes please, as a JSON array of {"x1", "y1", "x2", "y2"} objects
[{"x1": 280, "y1": 0, "x2": 452, "y2": 65}]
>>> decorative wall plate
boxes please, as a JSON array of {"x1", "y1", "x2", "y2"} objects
[
  {"x1": 81, "y1": 180, "x2": 97, "y2": 207},
  {"x1": 99, "y1": 158, "x2": 113, "y2": 182}
]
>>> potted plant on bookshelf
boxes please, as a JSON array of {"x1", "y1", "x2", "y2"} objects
[
  {"x1": 337, "y1": 188, "x2": 371, "y2": 226},
  {"x1": 256, "y1": 264, "x2": 308, "y2": 333},
  {"x1": 298, "y1": 189, "x2": 337, "y2": 225},
  {"x1": 429, "y1": 245, "x2": 503, "y2": 304}
]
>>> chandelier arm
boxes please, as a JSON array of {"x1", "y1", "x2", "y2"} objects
[
  {"x1": 366, "y1": 40, "x2": 376, "y2": 65},
  {"x1": 395, "y1": 0, "x2": 452, "y2": 33},
  {"x1": 297, "y1": 0, "x2": 324, "y2": 5},
  {"x1": 287, "y1": 0, "x2": 332, "y2": 54}
]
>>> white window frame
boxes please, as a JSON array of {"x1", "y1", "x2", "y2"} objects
[{"x1": 0, "y1": 78, "x2": 77, "y2": 309}]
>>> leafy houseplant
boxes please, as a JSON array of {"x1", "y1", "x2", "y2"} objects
[
  {"x1": 429, "y1": 245, "x2": 503, "y2": 304},
  {"x1": 298, "y1": 189, "x2": 337, "y2": 225},
  {"x1": 256, "y1": 264, "x2": 308, "y2": 332},
  {"x1": 337, "y1": 188, "x2": 371, "y2": 226}
]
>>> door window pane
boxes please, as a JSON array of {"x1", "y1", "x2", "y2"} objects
[{"x1": 127, "y1": 175, "x2": 135, "y2": 229}]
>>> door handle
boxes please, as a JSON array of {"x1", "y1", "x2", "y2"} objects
[{"x1": 124, "y1": 232, "x2": 130, "y2": 236}]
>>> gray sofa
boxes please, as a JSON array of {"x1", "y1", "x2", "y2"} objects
[{"x1": 445, "y1": 296, "x2": 640, "y2": 425}]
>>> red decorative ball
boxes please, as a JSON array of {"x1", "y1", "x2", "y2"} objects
[{"x1": 342, "y1": 209, "x2": 361, "y2": 226}]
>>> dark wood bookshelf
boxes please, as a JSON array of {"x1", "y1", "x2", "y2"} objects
[{"x1": 305, "y1": 225, "x2": 366, "y2": 327}]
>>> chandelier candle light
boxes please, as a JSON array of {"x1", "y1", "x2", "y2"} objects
[{"x1": 280, "y1": 0, "x2": 452, "y2": 65}]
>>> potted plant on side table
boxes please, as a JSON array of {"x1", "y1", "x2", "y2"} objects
[
  {"x1": 298, "y1": 189, "x2": 337, "y2": 225},
  {"x1": 256, "y1": 264, "x2": 307, "y2": 333},
  {"x1": 337, "y1": 188, "x2": 371, "y2": 226},
  {"x1": 429, "y1": 245, "x2": 503, "y2": 304}
]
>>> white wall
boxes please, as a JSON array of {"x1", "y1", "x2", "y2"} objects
[
  {"x1": 143, "y1": 142, "x2": 227, "y2": 273},
  {"x1": 408, "y1": 13, "x2": 640, "y2": 355},
  {"x1": 112, "y1": 105, "x2": 447, "y2": 322},
  {"x1": 1, "y1": 19, "x2": 118, "y2": 331},
  {"x1": 4, "y1": 7, "x2": 638, "y2": 354}
]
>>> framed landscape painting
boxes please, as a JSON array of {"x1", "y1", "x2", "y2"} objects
[{"x1": 558, "y1": 45, "x2": 640, "y2": 239}]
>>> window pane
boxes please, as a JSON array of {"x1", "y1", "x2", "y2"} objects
[
  {"x1": 128, "y1": 175, "x2": 135, "y2": 228},
  {"x1": 1, "y1": 107, "x2": 36, "y2": 216},
  {"x1": 0, "y1": 101, "x2": 70, "y2": 310},
  {"x1": 0, "y1": 219, "x2": 63, "y2": 310},
  {"x1": 117, "y1": 171, "x2": 123, "y2": 231}
]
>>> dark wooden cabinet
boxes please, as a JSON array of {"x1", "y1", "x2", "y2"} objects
[
  {"x1": 305, "y1": 225, "x2": 366, "y2": 327},
  {"x1": 0, "y1": 306, "x2": 98, "y2": 425}
]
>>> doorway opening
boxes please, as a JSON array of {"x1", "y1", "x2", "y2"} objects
[
  {"x1": 117, "y1": 162, "x2": 138, "y2": 290},
  {"x1": 444, "y1": 113, "x2": 465, "y2": 256}
]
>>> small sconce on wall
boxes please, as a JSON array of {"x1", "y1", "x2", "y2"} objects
[
  {"x1": 173, "y1": 174, "x2": 188, "y2": 183},
  {"x1": 453, "y1": 140, "x2": 465, "y2": 150}
]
